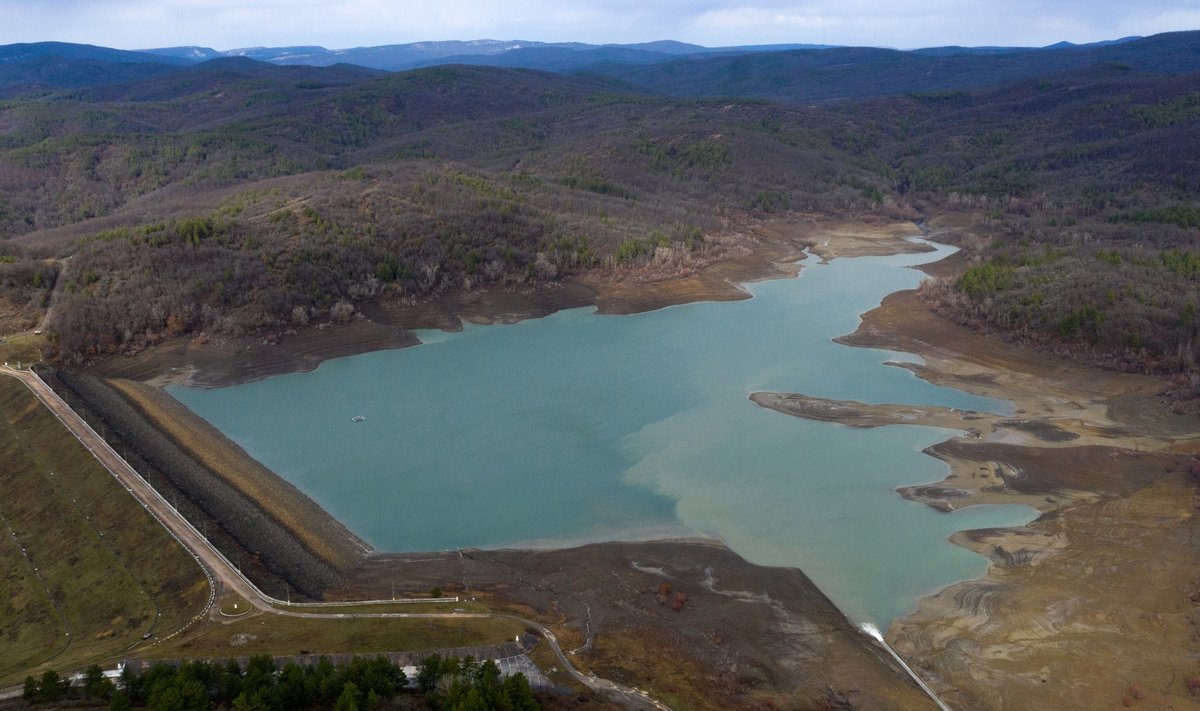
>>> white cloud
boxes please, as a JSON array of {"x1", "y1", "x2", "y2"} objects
[
  {"x1": 694, "y1": 7, "x2": 839, "y2": 31},
  {"x1": 1122, "y1": 7, "x2": 1200, "y2": 37},
  {"x1": 0, "y1": 0, "x2": 1194, "y2": 49}
]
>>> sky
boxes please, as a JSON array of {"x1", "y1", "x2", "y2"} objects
[{"x1": 1, "y1": 0, "x2": 1198, "y2": 51}]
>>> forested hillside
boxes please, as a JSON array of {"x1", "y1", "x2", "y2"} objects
[
  {"x1": 0, "y1": 33, "x2": 1197, "y2": 386},
  {"x1": 870, "y1": 66, "x2": 1200, "y2": 381},
  {"x1": 586, "y1": 31, "x2": 1200, "y2": 102},
  {"x1": 0, "y1": 59, "x2": 893, "y2": 359}
]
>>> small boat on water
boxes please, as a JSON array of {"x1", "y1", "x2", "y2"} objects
[{"x1": 351, "y1": 415, "x2": 365, "y2": 422}]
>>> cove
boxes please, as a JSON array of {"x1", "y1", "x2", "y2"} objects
[{"x1": 169, "y1": 240, "x2": 1037, "y2": 627}]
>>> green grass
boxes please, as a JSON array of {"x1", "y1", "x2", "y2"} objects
[
  {"x1": 0, "y1": 377, "x2": 209, "y2": 686},
  {"x1": 0, "y1": 333, "x2": 43, "y2": 368},
  {"x1": 0, "y1": 523, "x2": 63, "y2": 680}
]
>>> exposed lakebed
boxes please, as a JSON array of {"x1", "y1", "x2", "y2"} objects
[{"x1": 170, "y1": 240, "x2": 1036, "y2": 626}]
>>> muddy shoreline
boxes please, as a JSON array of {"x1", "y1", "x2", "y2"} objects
[
  {"x1": 338, "y1": 541, "x2": 938, "y2": 709},
  {"x1": 69, "y1": 212, "x2": 1200, "y2": 708},
  {"x1": 66, "y1": 215, "x2": 955, "y2": 708},
  {"x1": 86, "y1": 216, "x2": 925, "y2": 389},
  {"x1": 751, "y1": 277, "x2": 1199, "y2": 707}
]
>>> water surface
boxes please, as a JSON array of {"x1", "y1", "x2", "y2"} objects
[{"x1": 171, "y1": 241, "x2": 1036, "y2": 626}]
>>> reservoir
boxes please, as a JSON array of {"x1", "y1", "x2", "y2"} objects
[{"x1": 170, "y1": 240, "x2": 1037, "y2": 627}]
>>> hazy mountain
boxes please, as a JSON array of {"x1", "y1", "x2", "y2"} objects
[
  {"x1": 69, "y1": 56, "x2": 382, "y2": 104},
  {"x1": 1043, "y1": 35, "x2": 1143, "y2": 49},
  {"x1": 415, "y1": 46, "x2": 679, "y2": 72},
  {"x1": 139, "y1": 39, "x2": 839, "y2": 72},
  {"x1": 588, "y1": 31, "x2": 1200, "y2": 102},
  {"x1": 9, "y1": 34, "x2": 1166, "y2": 89},
  {"x1": 912, "y1": 34, "x2": 1143, "y2": 56},
  {"x1": 424, "y1": 42, "x2": 854, "y2": 73},
  {"x1": 137, "y1": 45, "x2": 224, "y2": 62},
  {"x1": 0, "y1": 41, "x2": 187, "y2": 65},
  {"x1": 620, "y1": 40, "x2": 707, "y2": 54},
  {"x1": 144, "y1": 40, "x2": 583, "y2": 71},
  {"x1": 3, "y1": 32, "x2": 1195, "y2": 102},
  {"x1": 135, "y1": 37, "x2": 1153, "y2": 76},
  {"x1": 0, "y1": 54, "x2": 182, "y2": 97}
]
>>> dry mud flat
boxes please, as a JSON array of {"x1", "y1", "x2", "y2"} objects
[
  {"x1": 335, "y1": 541, "x2": 938, "y2": 710},
  {"x1": 754, "y1": 287, "x2": 1200, "y2": 710}
]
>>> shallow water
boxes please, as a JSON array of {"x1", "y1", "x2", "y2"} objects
[{"x1": 171, "y1": 240, "x2": 1037, "y2": 626}]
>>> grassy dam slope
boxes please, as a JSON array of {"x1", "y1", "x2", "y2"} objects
[{"x1": 0, "y1": 375, "x2": 209, "y2": 687}]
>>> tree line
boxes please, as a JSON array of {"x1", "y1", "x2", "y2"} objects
[{"x1": 22, "y1": 653, "x2": 540, "y2": 710}]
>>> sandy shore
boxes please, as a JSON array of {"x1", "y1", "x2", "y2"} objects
[{"x1": 752, "y1": 251, "x2": 1200, "y2": 708}]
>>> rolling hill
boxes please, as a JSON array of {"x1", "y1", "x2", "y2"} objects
[
  {"x1": 0, "y1": 32, "x2": 1196, "y2": 377},
  {"x1": 586, "y1": 31, "x2": 1200, "y2": 102},
  {"x1": 139, "y1": 39, "x2": 838, "y2": 72}
]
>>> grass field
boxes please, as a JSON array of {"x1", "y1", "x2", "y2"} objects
[
  {"x1": 144, "y1": 613, "x2": 525, "y2": 660},
  {"x1": 0, "y1": 376, "x2": 210, "y2": 687},
  {"x1": 0, "y1": 334, "x2": 43, "y2": 369}
]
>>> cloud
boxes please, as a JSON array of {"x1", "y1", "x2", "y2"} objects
[
  {"x1": 0, "y1": 0, "x2": 1194, "y2": 49},
  {"x1": 682, "y1": 0, "x2": 1196, "y2": 48}
]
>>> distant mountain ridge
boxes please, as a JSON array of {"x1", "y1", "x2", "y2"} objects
[
  {"x1": 0, "y1": 41, "x2": 189, "y2": 65},
  {"x1": 0, "y1": 35, "x2": 1155, "y2": 88},
  {"x1": 138, "y1": 39, "x2": 841, "y2": 72},
  {"x1": 0, "y1": 42, "x2": 188, "y2": 95},
  {"x1": 0, "y1": 32, "x2": 1189, "y2": 102},
  {"x1": 911, "y1": 35, "x2": 1144, "y2": 56},
  {"x1": 135, "y1": 35, "x2": 1145, "y2": 72},
  {"x1": 0, "y1": 34, "x2": 1150, "y2": 77},
  {"x1": 582, "y1": 31, "x2": 1197, "y2": 103}
]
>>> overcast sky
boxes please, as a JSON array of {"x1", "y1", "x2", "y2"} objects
[{"x1": 1, "y1": 0, "x2": 1198, "y2": 50}]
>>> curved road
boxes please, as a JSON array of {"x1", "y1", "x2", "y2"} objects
[{"x1": 0, "y1": 365, "x2": 670, "y2": 711}]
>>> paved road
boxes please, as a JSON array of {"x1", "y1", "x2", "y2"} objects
[{"x1": 0, "y1": 366, "x2": 671, "y2": 711}]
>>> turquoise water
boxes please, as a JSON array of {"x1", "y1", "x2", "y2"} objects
[{"x1": 170, "y1": 240, "x2": 1036, "y2": 626}]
